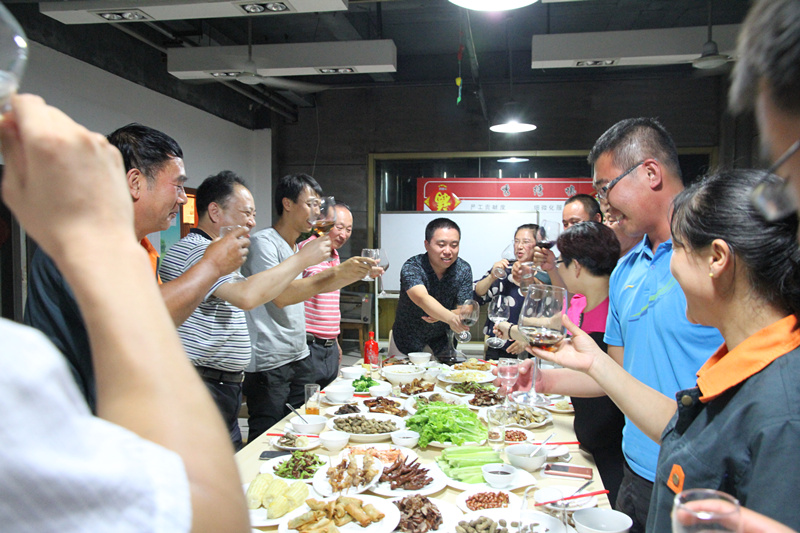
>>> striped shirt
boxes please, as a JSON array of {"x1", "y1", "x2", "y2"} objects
[
  {"x1": 159, "y1": 230, "x2": 251, "y2": 372},
  {"x1": 298, "y1": 236, "x2": 341, "y2": 339}
]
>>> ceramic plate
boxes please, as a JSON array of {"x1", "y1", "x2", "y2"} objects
[
  {"x1": 445, "y1": 383, "x2": 498, "y2": 396},
  {"x1": 542, "y1": 399, "x2": 575, "y2": 414},
  {"x1": 276, "y1": 494, "x2": 400, "y2": 533},
  {"x1": 533, "y1": 484, "x2": 598, "y2": 512},
  {"x1": 477, "y1": 406, "x2": 553, "y2": 430},
  {"x1": 503, "y1": 427, "x2": 536, "y2": 445},
  {"x1": 358, "y1": 396, "x2": 410, "y2": 417},
  {"x1": 403, "y1": 391, "x2": 467, "y2": 415},
  {"x1": 325, "y1": 403, "x2": 367, "y2": 417},
  {"x1": 368, "y1": 460, "x2": 448, "y2": 498},
  {"x1": 390, "y1": 496, "x2": 464, "y2": 532},
  {"x1": 311, "y1": 455, "x2": 384, "y2": 498},
  {"x1": 339, "y1": 443, "x2": 418, "y2": 465},
  {"x1": 455, "y1": 487, "x2": 522, "y2": 514},
  {"x1": 270, "y1": 432, "x2": 321, "y2": 452},
  {"x1": 259, "y1": 452, "x2": 326, "y2": 484},
  {"x1": 441, "y1": 465, "x2": 538, "y2": 492},
  {"x1": 327, "y1": 413, "x2": 406, "y2": 443},
  {"x1": 438, "y1": 370, "x2": 496, "y2": 384},
  {"x1": 244, "y1": 483, "x2": 321, "y2": 528},
  {"x1": 459, "y1": 508, "x2": 566, "y2": 533}
]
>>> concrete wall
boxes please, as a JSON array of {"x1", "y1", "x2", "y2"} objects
[{"x1": 17, "y1": 41, "x2": 273, "y2": 231}]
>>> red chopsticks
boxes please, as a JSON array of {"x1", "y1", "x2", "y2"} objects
[
  {"x1": 531, "y1": 441, "x2": 580, "y2": 446},
  {"x1": 535, "y1": 489, "x2": 609, "y2": 506}
]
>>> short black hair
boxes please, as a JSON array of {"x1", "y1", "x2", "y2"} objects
[
  {"x1": 425, "y1": 218, "x2": 460, "y2": 242},
  {"x1": 588, "y1": 117, "x2": 683, "y2": 185},
  {"x1": 196, "y1": 171, "x2": 248, "y2": 218},
  {"x1": 107, "y1": 123, "x2": 183, "y2": 186},
  {"x1": 557, "y1": 221, "x2": 619, "y2": 277},
  {"x1": 274, "y1": 173, "x2": 323, "y2": 216},
  {"x1": 564, "y1": 194, "x2": 602, "y2": 221}
]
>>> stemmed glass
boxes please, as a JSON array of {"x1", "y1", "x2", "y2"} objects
[
  {"x1": 377, "y1": 248, "x2": 389, "y2": 296},
  {"x1": 456, "y1": 298, "x2": 479, "y2": 343},
  {"x1": 497, "y1": 358, "x2": 519, "y2": 406},
  {"x1": 514, "y1": 284, "x2": 567, "y2": 406},
  {"x1": 534, "y1": 220, "x2": 561, "y2": 272},
  {"x1": 219, "y1": 225, "x2": 247, "y2": 282},
  {"x1": 672, "y1": 489, "x2": 742, "y2": 533},
  {"x1": 0, "y1": 3, "x2": 27, "y2": 109},
  {"x1": 491, "y1": 243, "x2": 517, "y2": 280},
  {"x1": 361, "y1": 248, "x2": 380, "y2": 281},
  {"x1": 310, "y1": 196, "x2": 337, "y2": 236},
  {"x1": 486, "y1": 295, "x2": 510, "y2": 349}
]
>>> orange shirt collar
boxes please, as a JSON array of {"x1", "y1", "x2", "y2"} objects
[
  {"x1": 139, "y1": 238, "x2": 163, "y2": 285},
  {"x1": 697, "y1": 315, "x2": 800, "y2": 402}
]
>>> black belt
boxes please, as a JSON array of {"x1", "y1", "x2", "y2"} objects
[
  {"x1": 307, "y1": 334, "x2": 336, "y2": 347},
  {"x1": 195, "y1": 365, "x2": 244, "y2": 383}
]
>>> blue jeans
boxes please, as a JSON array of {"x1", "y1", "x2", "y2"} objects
[{"x1": 243, "y1": 355, "x2": 315, "y2": 442}]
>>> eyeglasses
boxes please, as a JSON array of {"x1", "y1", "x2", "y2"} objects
[
  {"x1": 751, "y1": 139, "x2": 800, "y2": 221},
  {"x1": 596, "y1": 160, "x2": 645, "y2": 200}
]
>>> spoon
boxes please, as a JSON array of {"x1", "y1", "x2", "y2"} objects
[
  {"x1": 286, "y1": 403, "x2": 308, "y2": 424},
  {"x1": 530, "y1": 433, "x2": 555, "y2": 457}
]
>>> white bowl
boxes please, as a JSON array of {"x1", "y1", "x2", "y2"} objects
[
  {"x1": 505, "y1": 443, "x2": 548, "y2": 472},
  {"x1": 369, "y1": 382, "x2": 392, "y2": 397},
  {"x1": 325, "y1": 383, "x2": 355, "y2": 403},
  {"x1": 289, "y1": 414, "x2": 327, "y2": 434},
  {"x1": 341, "y1": 366, "x2": 366, "y2": 380},
  {"x1": 382, "y1": 365, "x2": 425, "y2": 385},
  {"x1": 408, "y1": 352, "x2": 432, "y2": 365},
  {"x1": 390, "y1": 430, "x2": 420, "y2": 448},
  {"x1": 319, "y1": 430, "x2": 350, "y2": 451},
  {"x1": 573, "y1": 508, "x2": 633, "y2": 533},
  {"x1": 481, "y1": 463, "x2": 517, "y2": 488}
]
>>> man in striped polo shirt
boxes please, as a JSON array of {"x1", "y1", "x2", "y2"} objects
[
  {"x1": 160, "y1": 171, "x2": 331, "y2": 449},
  {"x1": 298, "y1": 202, "x2": 357, "y2": 388}
]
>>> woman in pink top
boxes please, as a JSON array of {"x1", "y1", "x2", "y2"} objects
[{"x1": 555, "y1": 221, "x2": 625, "y2": 506}]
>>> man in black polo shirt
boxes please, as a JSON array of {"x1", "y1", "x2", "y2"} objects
[{"x1": 391, "y1": 217, "x2": 472, "y2": 358}]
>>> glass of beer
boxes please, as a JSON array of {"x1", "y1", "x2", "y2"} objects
[{"x1": 304, "y1": 384, "x2": 321, "y2": 415}]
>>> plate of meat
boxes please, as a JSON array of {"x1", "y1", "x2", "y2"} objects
[{"x1": 368, "y1": 457, "x2": 448, "y2": 497}]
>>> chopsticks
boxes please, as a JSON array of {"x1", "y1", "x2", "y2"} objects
[
  {"x1": 531, "y1": 441, "x2": 580, "y2": 446},
  {"x1": 264, "y1": 433, "x2": 319, "y2": 438},
  {"x1": 535, "y1": 489, "x2": 609, "y2": 506}
]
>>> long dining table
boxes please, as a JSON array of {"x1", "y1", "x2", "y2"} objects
[{"x1": 236, "y1": 369, "x2": 611, "y2": 532}]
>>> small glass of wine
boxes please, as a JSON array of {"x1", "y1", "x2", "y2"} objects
[
  {"x1": 492, "y1": 243, "x2": 517, "y2": 280},
  {"x1": 672, "y1": 489, "x2": 742, "y2": 533},
  {"x1": 377, "y1": 248, "x2": 389, "y2": 296},
  {"x1": 534, "y1": 220, "x2": 561, "y2": 272},
  {"x1": 360, "y1": 248, "x2": 380, "y2": 281},
  {"x1": 486, "y1": 295, "x2": 510, "y2": 349},
  {"x1": 0, "y1": 3, "x2": 27, "y2": 110},
  {"x1": 497, "y1": 357, "x2": 519, "y2": 406},
  {"x1": 219, "y1": 225, "x2": 247, "y2": 282},
  {"x1": 310, "y1": 196, "x2": 337, "y2": 236},
  {"x1": 456, "y1": 299, "x2": 479, "y2": 343},
  {"x1": 515, "y1": 284, "x2": 567, "y2": 406}
]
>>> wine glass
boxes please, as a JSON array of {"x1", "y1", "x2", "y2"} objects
[
  {"x1": 491, "y1": 243, "x2": 517, "y2": 280},
  {"x1": 486, "y1": 295, "x2": 510, "y2": 349},
  {"x1": 0, "y1": 4, "x2": 27, "y2": 109},
  {"x1": 672, "y1": 489, "x2": 742, "y2": 533},
  {"x1": 515, "y1": 284, "x2": 567, "y2": 406},
  {"x1": 360, "y1": 248, "x2": 380, "y2": 281},
  {"x1": 377, "y1": 248, "x2": 389, "y2": 296},
  {"x1": 534, "y1": 220, "x2": 561, "y2": 272},
  {"x1": 309, "y1": 196, "x2": 337, "y2": 236},
  {"x1": 219, "y1": 225, "x2": 247, "y2": 282},
  {"x1": 517, "y1": 261, "x2": 536, "y2": 294},
  {"x1": 456, "y1": 298, "x2": 479, "y2": 343},
  {"x1": 497, "y1": 358, "x2": 519, "y2": 406}
]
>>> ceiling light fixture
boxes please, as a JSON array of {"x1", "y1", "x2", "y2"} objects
[
  {"x1": 490, "y1": 18, "x2": 536, "y2": 134},
  {"x1": 449, "y1": 0, "x2": 538, "y2": 11},
  {"x1": 498, "y1": 157, "x2": 530, "y2": 163},
  {"x1": 96, "y1": 10, "x2": 149, "y2": 22},
  {"x1": 576, "y1": 59, "x2": 617, "y2": 67},
  {"x1": 317, "y1": 67, "x2": 355, "y2": 74},
  {"x1": 239, "y1": 3, "x2": 289, "y2": 13}
]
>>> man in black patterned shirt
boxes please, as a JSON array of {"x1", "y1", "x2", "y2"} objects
[{"x1": 391, "y1": 218, "x2": 472, "y2": 357}]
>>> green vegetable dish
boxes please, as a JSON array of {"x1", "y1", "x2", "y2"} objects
[
  {"x1": 436, "y1": 446, "x2": 503, "y2": 484},
  {"x1": 405, "y1": 404, "x2": 487, "y2": 447},
  {"x1": 352, "y1": 375, "x2": 380, "y2": 392},
  {"x1": 273, "y1": 451, "x2": 325, "y2": 480}
]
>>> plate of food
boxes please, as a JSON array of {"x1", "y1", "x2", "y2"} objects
[
  {"x1": 455, "y1": 487, "x2": 522, "y2": 514},
  {"x1": 445, "y1": 382, "x2": 498, "y2": 396},
  {"x1": 368, "y1": 457, "x2": 448, "y2": 497},
  {"x1": 542, "y1": 398, "x2": 575, "y2": 414},
  {"x1": 397, "y1": 378, "x2": 436, "y2": 397},
  {"x1": 327, "y1": 413, "x2": 406, "y2": 443},
  {"x1": 278, "y1": 493, "x2": 400, "y2": 533},
  {"x1": 478, "y1": 405, "x2": 553, "y2": 430},
  {"x1": 503, "y1": 427, "x2": 535, "y2": 445},
  {"x1": 342, "y1": 443, "x2": 418, "y2": 465},
  {"x1": 325, "y1": 402, "x2": 366, "y2": 417},
  {"x1": 534, "y1": 484, "x2": 598, "y2": 512},
  {"x1": 403, "y1": 391, "x2": 467, "y2": 415},
  {"x1": 438, "y1": 370, "x2": 496, "y2": 384},
  {"x1": 465, "y1": 388, "x2": 505, "y2": 409},
  {"x1": 459, "y1": 508, "x2": 565, "y2": 533},
  {"x1": 260, "y1": 451, "x2": 327, "y2": 484},
  {"x1": 391, "y1": 495, "x2": 464, "y2": 533},
  {"x1": 359, "y1": 396, "x2": 409, "y2": 417},
  {"x1": 271, "y1": 432, "x2": 321, "y2": 451},
  {"x1": 452, "y1": 358, "x2": 494, "y2": 372},
  {"x1": 244, "y1": 472, "x2": 319, "y2": 527},
  {"x1": 311, "y1": 454, "x2": 384, "y2": 498}
]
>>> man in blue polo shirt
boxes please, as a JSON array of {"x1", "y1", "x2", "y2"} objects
[{"x1": 589, "y1": 118, "x2": 723, "y2": 532}]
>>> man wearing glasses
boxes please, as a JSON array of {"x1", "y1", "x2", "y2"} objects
[
  {"x1": 582, "y1": 118, "x2": 723, "y2": 532},
  {"x1": 241, "y1": 174, "x2": 374, "y2": 441},
  {"x1": 729, "y1": 0, "x2": 800, "y2": 226}
]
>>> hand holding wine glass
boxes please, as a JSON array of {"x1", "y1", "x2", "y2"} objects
[
  {"x1": 533, "y1": 220, "x2": 561, "y2": 272},
  {"x1": 491, "y1": 243, "x2": 517, "y2": 280},
  {"x1": 309, "y1": 196, "x2": 337, "y2": 236},
  {"x1": 486, "y1": 295, "x2": 510, "y2": 348},
  {"x1": 360, "y1": 248, "x2": 380, "y2": 281},
  {"x1": 456, "y1": 299, "x2": 479, "y2": 343},
  {"x1": 219, "y1": 225, "x2": 248, "y2": 282},
  {"x1": 0, "y1": 3, "x2": 27, "y2": 109}
]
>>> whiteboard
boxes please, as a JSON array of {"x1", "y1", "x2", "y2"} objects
[{"x1": 378, "y1": 211, "x2": 543, "y2": 292}]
